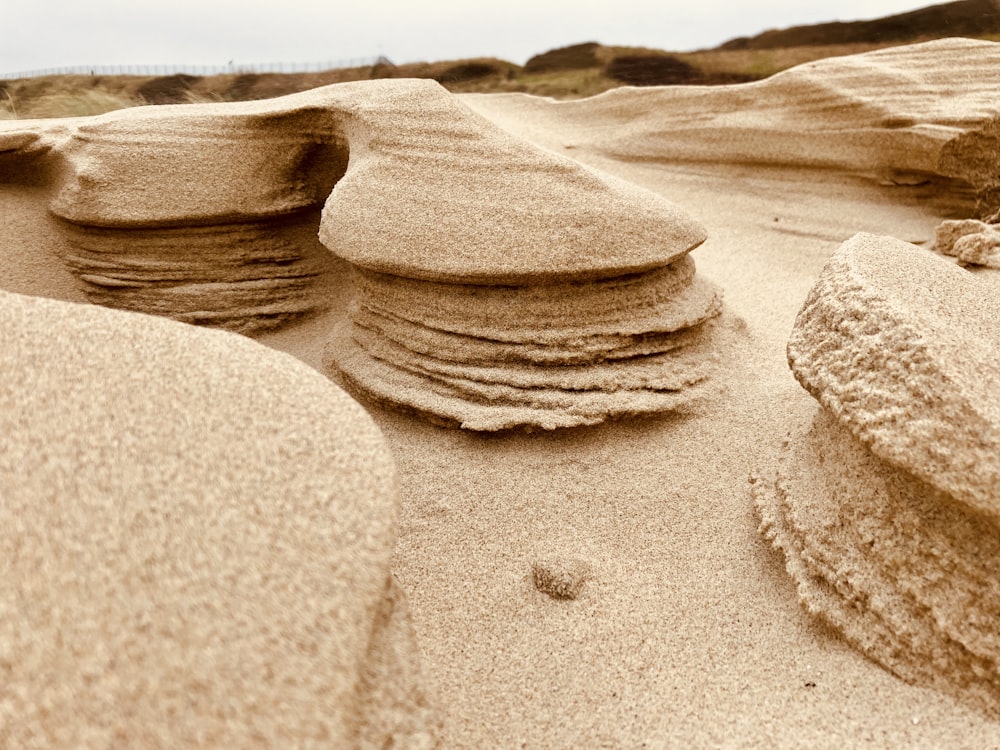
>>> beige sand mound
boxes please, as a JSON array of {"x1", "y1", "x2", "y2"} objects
[
  {"x1": 311, "y1": 85, "x2": 727, "y2": 430},
  {"x1": 788, "y1": 232, "x2": 1000, "y2": 520},
  {"x1": 0, "y1": 76, "x2": 707, "y2": 335},
  {"x1": 757, "y1": 232, "x2": 1000, "y2": 717},
  {"x1": 466, "y1": 38, "x2": 1000, "y2": 217},
  {"x1": 755, "y1": 408, "x2": 1000, "y2": 718},
  {"x1": 0, "y1": 289, "x2": 436, "y2": 747}
]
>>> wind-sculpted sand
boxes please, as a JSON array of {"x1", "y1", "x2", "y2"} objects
[
  {"x1": 2, "y1": 38, "x2": 1000, "y2": 748},
  {"x1": 465, "y1": 38, "x2": 1000, "y2": 218},
  {"x1": 326, "y1": 203, "x2": 726, "y2": 430},
  {"x1": 754, "y1": 233, "x2": 1000, "y2": 718},
  {"x1": 0, "y1": 290, "x2": 436, "y2": 747},
  {"x1": 2, "y1": 77, "x2": 728, "y2": 430}
]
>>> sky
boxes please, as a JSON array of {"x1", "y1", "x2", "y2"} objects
[{"x1": 4, "y1": 0, "x2": 945, "y2": 76}]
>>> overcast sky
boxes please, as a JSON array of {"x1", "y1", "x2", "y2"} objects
[{"x1": 5, "y1": 0, "x2": 946, "y2": 75}]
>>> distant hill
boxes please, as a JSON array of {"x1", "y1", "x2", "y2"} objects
[
  {"x1": 718, "y1": 0, "x2": 1000, "y2": 50},
  {"x1": 5, "y1": 0, "x2": 1000, "y2": 117}
]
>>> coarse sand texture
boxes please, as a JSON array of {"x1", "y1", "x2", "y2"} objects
[
  {"x1": 0, "y1": 289, "x2": 437, "y2": 747},
  {"x1": 754, "y1": 232, "x2": 1000, "y2": 717}
]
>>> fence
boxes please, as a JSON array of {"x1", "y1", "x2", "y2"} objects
[{"x1": 1, "y1": 56, "x2": 387, "y2": 80}]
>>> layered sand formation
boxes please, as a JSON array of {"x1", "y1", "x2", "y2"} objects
[
  {"x1": 315, "y1": 91, "x2": 724, "y2": 430},
  {"x1": 6, "y1": 38, "x2": 1000, "y2": 746},
  {"x1": 0, "y1": 79, "x2": 726, "y2": 429},
  {"x1": 1, "y1": 106, "x2": 349, "y2": 333},
  {"x1": 466, "y1": 38, "x2": 1000, "y2": 218},
  {"x1": 0, "y1": 289, "x2": 436, "y2": 747},
  {"x1": 754, "y1": 232, "x2": 1000, "y2": 716},
  {"x1": 327, "y1": 261, "x2": 723, "y2": 431}
]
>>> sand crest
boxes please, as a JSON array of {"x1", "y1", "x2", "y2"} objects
[
  {"x1": 466, "y1": 38, "x2": 1000, "y2": 218},
  {"x1": 755, "y1": 232, "x2": 1000, "y2": 717},
  {"x1": 0, "y1": 289, "x2": 436, "y2": 747}
]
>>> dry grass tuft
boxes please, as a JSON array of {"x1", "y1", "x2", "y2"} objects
[{"x1": 7, "y1": 89, "x2": 139, "y2": 119}]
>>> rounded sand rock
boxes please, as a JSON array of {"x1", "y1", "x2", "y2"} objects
[
  {"x1": 757, "y1": 232, "x2": 1000, "y2": 717},
  {"x1": 0, "y1": 289, "x2": 436, "y2": 747}
]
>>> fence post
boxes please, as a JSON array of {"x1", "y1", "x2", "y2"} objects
[{"x1": 2, "y1": 56, "x2": 381, "y2": 80}]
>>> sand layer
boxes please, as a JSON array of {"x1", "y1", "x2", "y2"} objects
[{"x1": 755, "y1": 407, "x2": 1000, "y2": 718}]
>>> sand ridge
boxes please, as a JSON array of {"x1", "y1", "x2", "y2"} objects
[{"x1": 465, "y1": 38, "x2": 1000, "y2": 218}]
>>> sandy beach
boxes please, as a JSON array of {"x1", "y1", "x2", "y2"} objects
[{"x1": 2, "y1": 38, "x2": 1000, "y2": 748}]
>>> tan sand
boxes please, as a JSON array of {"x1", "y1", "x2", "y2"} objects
[
  {"x1": 936, "y1": 217, "x2": 1000, "y2": 267},
  {"x1": 755, "y1": 232, "x2": 1000, "y2": 719},
  {"x1": 2, "y1": 39, "x2": 1000, "y2": 747},
  {"x1": 0, "y1": 290, "x2": 435, "y2": 747}
]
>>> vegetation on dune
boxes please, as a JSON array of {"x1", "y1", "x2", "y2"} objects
[
  {"x1": 523, "y1": 42, "x2": 602, "y2": 73},
  {"x1": 718, "y1": 0, "x2": 1000, "y2": 49},
  {"x1": 136, "y1": 73, "x2": 203, "y2": 104},
  {"x1": 1, "y1": 78, "x2": 140, "y2": 119},
  {"x1": 2, "y1": 0, "x2": 997, "y2": 119}
]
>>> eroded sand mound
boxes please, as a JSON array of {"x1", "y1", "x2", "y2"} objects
[
  {"x1": 754, "y1": 233, "x2": 1000, "y2": 716},
  {"x1": 0, "y1": 289, "x2": 436, "y2": 747},
  {"x1": 313, "y1": 86, "x2": 724, "y2": 430},
  {"x1": 755, "y1": 408, "x2": 1000, "y2": 717},
  {"x1": 466, "y1": 38, "x2": 1000, "y2": 217},
  {"x1": 0, "y1": 104, "x2": 351, "y2": 333},
  {"x1": 0, "y1": 79, "x2": 728, "y2": 431}
]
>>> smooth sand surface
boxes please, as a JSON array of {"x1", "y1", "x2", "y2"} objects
[{"x1": 3, "y1": 41, "x2": 1000, "y2": 747}]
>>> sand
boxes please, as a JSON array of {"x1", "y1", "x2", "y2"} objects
[{"x1": 2, "y1": 38, "x2": 1000, "y2": 747}]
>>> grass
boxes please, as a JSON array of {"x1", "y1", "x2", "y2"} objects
[
  {"x1": 676, "y1": 43, "x2": 893, "y2": 79},
  {"x1": 0, "y1": 90, "x2": 16, "y2": 119},
  {"x1": 2, "y1": 33, "x2": 996, "y2": 119},
  {"x1": 1, "y1": 76, "x2": 142, "y2": 119},
  {"x1": 16, "y1": 89, "x2": 139, "y2": 119}
]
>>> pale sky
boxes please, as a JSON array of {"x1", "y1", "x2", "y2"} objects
[{"x1": 4, "y1": 0, "x2": 949, "y2": 75}]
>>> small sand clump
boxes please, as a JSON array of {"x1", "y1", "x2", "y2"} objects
[
  {"x1": 532, "y1": 558, "x2": 593, "y2": 600},
  {"x1": 935, "y1": 218, "x2": 1000, "y2": 268}
]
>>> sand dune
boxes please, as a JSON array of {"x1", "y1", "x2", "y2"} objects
[
  {"x1": 2, "y1": 38, "x2": 1000, "y2": 747},
  {"x1": 465, "y1": 38, "x2": 1000, "y2": 218}
]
